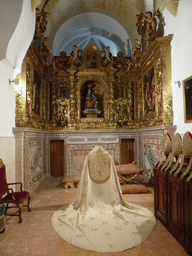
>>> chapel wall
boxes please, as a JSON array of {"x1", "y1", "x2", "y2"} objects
[
  {"x1": 13, "y1": 8, "x2": 176, "y2": 191},
  {"x1": 13, "y1": 125, "x2": 176, "y2": 192}
]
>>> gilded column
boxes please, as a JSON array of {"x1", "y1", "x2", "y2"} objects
[
  {"x1": 108, "y1": 71, "x2": 117, "y2": 129},
  {"x1": 68, "y1": 70, "x2": 77, "y2": 130}
]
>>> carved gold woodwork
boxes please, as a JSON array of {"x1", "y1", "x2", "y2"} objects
[
  {"x1": 15, "y1": 33, "x2": 173, "y2": 131},
  {"x1": 137, "y1": 35, "x2": 173, "y2": 128}
]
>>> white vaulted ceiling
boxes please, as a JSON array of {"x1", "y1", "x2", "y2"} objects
[
  {"x1": 52, "y1": 13, "x2": 132, "y2": 56},
  {"x1": 38, "y1": 0, "x2": 145, "y2": 57}
]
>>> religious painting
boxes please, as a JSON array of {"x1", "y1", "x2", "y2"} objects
[
  {"x1": 32, "y1": 69, "x2": 41, "y2": 115},
  {"x1": 115, "y1": 86, "x2": 124, "y2": 99},
  {"x1": 183, "y1": 76, "x2": 192, "y2": 122},
  {"x1": 143, "y1": 68, "x2": 155, "y2": 115}
]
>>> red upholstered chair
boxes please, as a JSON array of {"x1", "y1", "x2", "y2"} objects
[
  {"x1": 0, "y1": 159, "x2": 31, "y2": 223},
  {"x1": 115, "y1": 160, "x2": 144, "y2": 184}
]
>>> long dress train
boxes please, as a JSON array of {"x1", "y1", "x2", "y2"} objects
[{"x1": 51, "y1": 146, "x2": 156, "y2": 252}]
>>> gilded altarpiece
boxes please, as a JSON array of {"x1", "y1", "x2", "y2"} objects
[
  {"x1": 14, "y1": 33, "x2": 174, "y2": 189},
  {"x1": 16, "y1": 36, "x2": 173, "y2": 132},
  {"x1": 134, "y1": 35, "x2": 173, "y2": 128},
  {"x1": 16, "y1": 45, "x2": 50, "y2": 130}
]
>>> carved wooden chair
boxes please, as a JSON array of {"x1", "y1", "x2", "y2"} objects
[
  {"x1": 115, "y1": 160, "x2": 144, "y2": 184},
  {"x1": 0, "y1": 159, "x2": 31, "y2": 223},
  {"x1": 154, "y1": 132, "x2": 172, "y2": 170}
]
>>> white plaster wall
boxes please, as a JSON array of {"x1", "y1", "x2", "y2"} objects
[
  {"x1": 0, "y1": 137, "x2": 15, "y2": 183},
  {"x1": 0, "y1": 0, "x2": 23, "y2": 62},
  {"x1": 0, "y1": 0, "x2": 36, "y2": 137},
  {"x1": 7, "y1": 0, "x2": 36, "y2": 77},
  {"x1": 0, "y1": 0, "x2": 36, "y2": 183},
  {"x1": 0, "y1": 59, "x2": 16, "y2": 137},
  {"x1": 163, "y1": 0, "x2": 192, "y2": 135}
]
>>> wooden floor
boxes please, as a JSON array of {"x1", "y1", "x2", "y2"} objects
[{"x1": 0, "y1": 177, "x2": 189, "y2": 256}]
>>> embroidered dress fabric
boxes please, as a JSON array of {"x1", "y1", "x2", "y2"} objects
[{"x1": 51, "y1": 146, "x2": 156, "y2": 252}]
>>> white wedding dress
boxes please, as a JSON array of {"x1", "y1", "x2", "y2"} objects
[{"x1": 51, "y1": 146, "x2": 156, "y2": 252}]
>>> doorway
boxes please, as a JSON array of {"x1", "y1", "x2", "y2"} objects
[
  {"x1": 121, "y1": 139, "x2": 135, "y2": 164},
  {"x1": 50, "y1": 140, "x2": 64, "y2": 176}
]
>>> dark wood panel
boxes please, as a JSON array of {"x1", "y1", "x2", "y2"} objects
[
  {"x1": 184, "y1": 181, "x2": 192, "y2": 254},
  {"x1": 188, "y1": 183, "x2": 192, "y2": 254},
  {"x1": 159, "y1": 176, "x2": 166, "y2": 215},
  {"x1": 50, "y1": 140, "x2": 64, "y2": 176},
  {"x1": 154, "y1": 167, "x2": 192, "y2": 254},
  {"x1": 121, "y1": 139, "x2": 135, "y2": 164},
  {"x1": 167, "y1": 175, "x2": 184, "y2": 245},
  {"x1": 154, "y1": 168, "x2": 167, "y2": 225}
]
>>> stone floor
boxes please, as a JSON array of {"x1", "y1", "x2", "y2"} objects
[{"x1": 0, "y1": 177, "x2": 189, "y2": 256}]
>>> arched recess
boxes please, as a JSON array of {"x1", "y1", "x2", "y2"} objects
[
  {"x1": 76, "y1": 74, "x2": 110, "y2": 121},
  {"x1": 52, "y1": 13, "x2": 132, "y2": 57},
  {"x1": 44, "y1": 0, "x2": 139, "y2": 51},
  {"x1": 55, "y1": 27, "x2": 126, "y2": 57}
]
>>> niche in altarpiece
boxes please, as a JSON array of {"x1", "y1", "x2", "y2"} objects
[{"x1": 80, "y1": 80, "x2": 104, "y2": 118}]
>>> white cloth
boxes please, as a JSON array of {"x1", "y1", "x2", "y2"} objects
[{"x1": 51, "y1": 146, "x2": 156, "y2": 252}]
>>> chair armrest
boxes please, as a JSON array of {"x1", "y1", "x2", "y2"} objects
[
  {"x1": 0, "y1": 188, "x2": 16, "y2": 200},
  {"x1": 7, "y1": 182, "x2": 23, "y2": 191}
]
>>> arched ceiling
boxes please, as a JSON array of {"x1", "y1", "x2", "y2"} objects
[
  {"x1": 52, "y1": 13, "x2": 132, "y2": 56},
  {"x1": 38, "y1": 0, "x2": 145, "y2": 57}
]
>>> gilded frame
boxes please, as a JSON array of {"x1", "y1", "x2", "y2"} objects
[
  {"x1": 31, "y1": 68, "x2": 42, "y2": 118},
  {"x1": 183, "y1": 75, "x2": 192, "y2": 123},
  {"x1": 143, "y1": 67, "x2": 156, "y2": 117}
]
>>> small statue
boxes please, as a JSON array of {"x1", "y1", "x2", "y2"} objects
[
  {"x1": 117, "y1": 103, "x2": 125, "y2": 120},
  {"x1": 84, "y1": 87, "x2": 99, "y2": 111},
  {"x1": 58, "y1": 103, "x2": 66, "y2": 121},
  {"x1": 103, "y1": 46, "x2": 113, "y2": 62},
  {"x1": 68, "y1": 45, "x2": 81, "y2": 67},
  {"x1": 101, "y1": 46, "x2": 113, "y2": 67},
  {"x1": 70, "y1": 45, "x2": 80, "y2": 62},
  {"x1": 143, "y1": 11, "x2": 156, "y2": 41},
  {"x1": 143, "y1": 11, "x2": 156, "y2": 32},
  {"x1": 126, "y1": 59, "x2": 134, "y2": 71},
  {"x1": 136, "y1": 13, "x2": 145, "y2": 35},
  {"x1": 154, "y1": 9, "x2": 165, "y2": 37},
  {"x1": 131, "y1": 39, "x2": 142, "y2": 56},
  {"x1": 35, "y1": 8, "x2": 49, "y2": 34}
]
